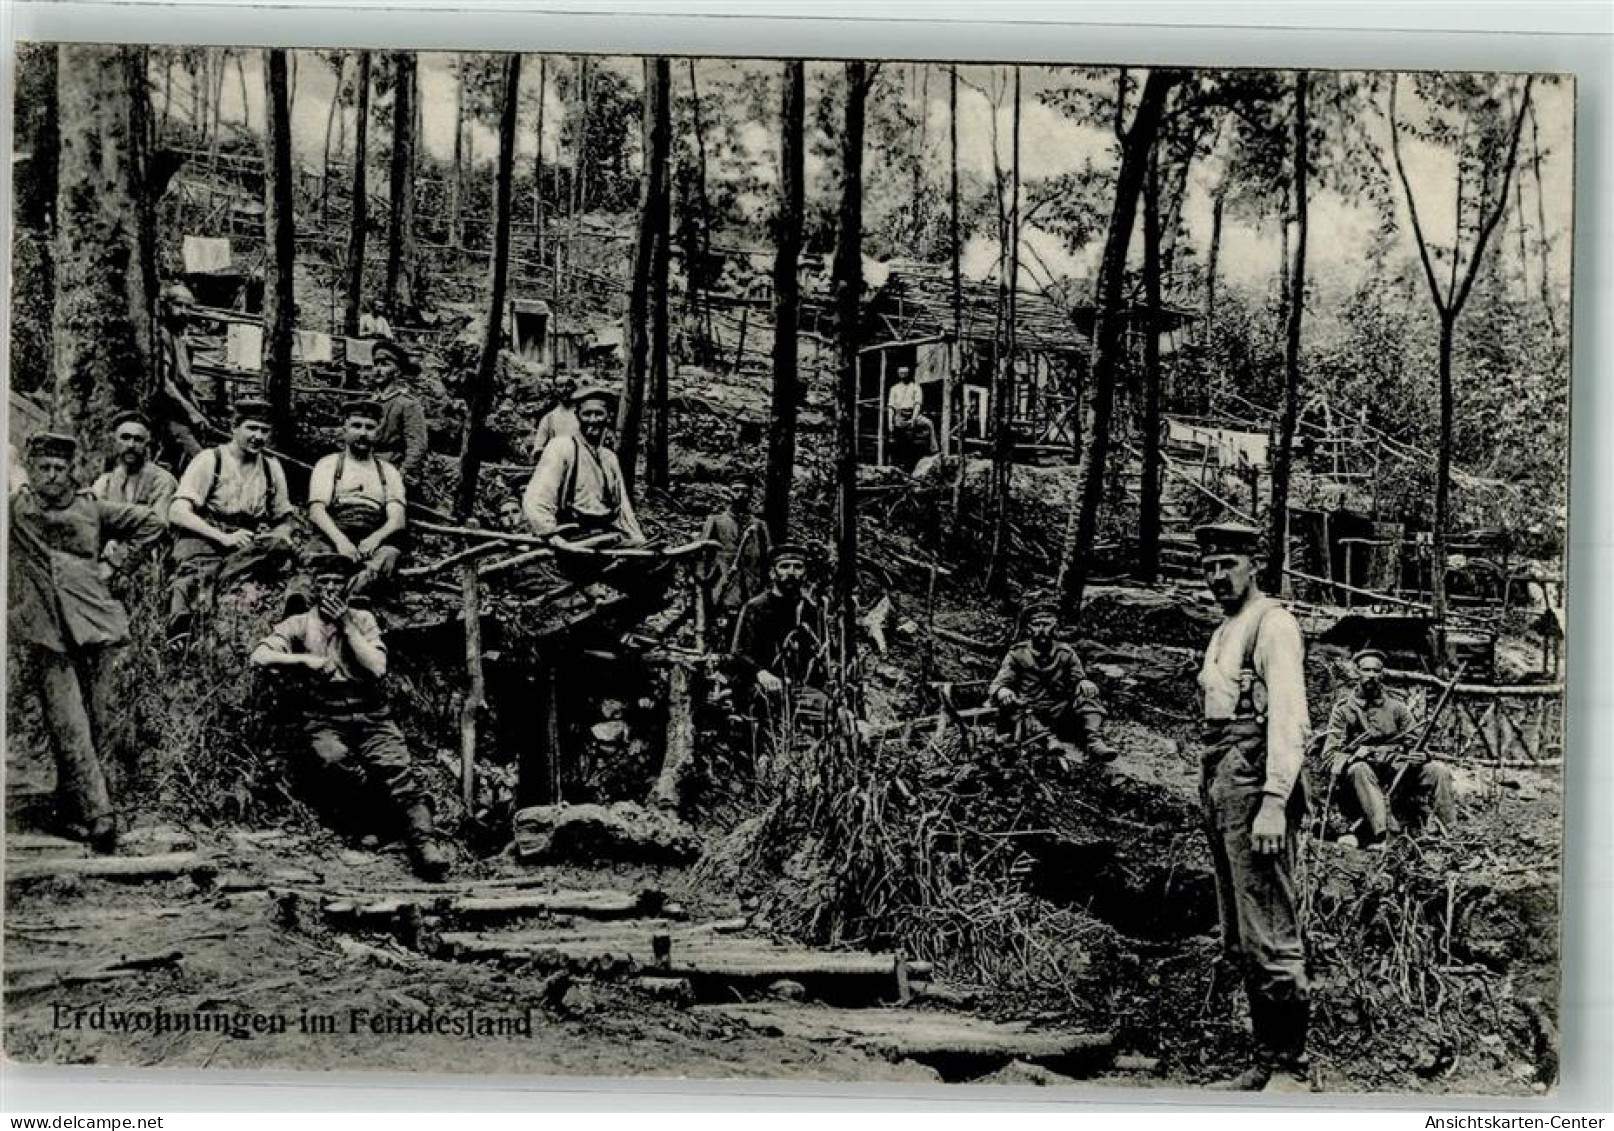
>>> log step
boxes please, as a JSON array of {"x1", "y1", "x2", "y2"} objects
[
  {"x1": 323, "y1": 887, "x2": 664, "y2": 927},
  {"x1": 697, "y1": 1003, "x2": 1114, "y2": 1081},
  {"x1": 8, "y1": 852, "x2": 217, "y2": 884},
  {"x1": 432, "y1": 924, "x2": 905, "y2": 1004}
]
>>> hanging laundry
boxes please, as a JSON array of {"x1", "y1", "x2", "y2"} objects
[
  {"x1": 182, "y1": 235, "x2": 233, "y2": 275},
  {"x1": 226, "y1": 323, "x2": 263, "y2": 371},
  {"x1": 294, "y1": 330, "x2": 334, "y2": 364},
  {"x1": 344, "y1": 337, "x2": 376, "y2": 367}
]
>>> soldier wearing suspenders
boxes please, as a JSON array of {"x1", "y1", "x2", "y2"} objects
[
  {"x1": 167, "y1": 398, "x2": 297, "y2": 643},
  {"x1": 1195, "y1": 522, "x2": 1313, "y2": 1092},
  {"x1": 307, "y1": 398, "x2": 408, "y2": 598}
]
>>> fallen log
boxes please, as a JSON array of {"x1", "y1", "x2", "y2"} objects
[{"x1": 10, "y1": 853, "x2": 216, "y2": 884}]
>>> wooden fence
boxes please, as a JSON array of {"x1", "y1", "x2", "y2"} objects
[{"x1": 1387, "y1": 669, "x2": 1564, "y2": 765}]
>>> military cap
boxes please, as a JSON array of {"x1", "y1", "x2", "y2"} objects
[
  {"x1": 571, "y1": 385, "x2": 619, "y2": 410},
  {"x1": 553, "y1": 371, "x2": 579, "y2": 390},
  {"x1": 306, "y1": 551, "x2": 360, "y2": 578},
  {"x1": 1194, "y1": 521, "x2": 1263, "y2": 557},
  {"x1": 727, "y1": 475, "x2": 754, "y2": 490},
  {"x1": 769, "y1": 542, "x2": 810, "y2": 566},
  {"x1": 371, "y1": 339, "x2": 421, "y2": 376},
  {"x1": 26, "y1": 432, "x2": 78, "y2": 461},
  {"x1": 110, "y1": 410, "x2": 153, "y2": 434},
  {"x1": 342, "y1": 397, "x2": 384, "y2": 423},
  {"x1": 1022, "y1": 593, "x2": 1062, "y2": 620},
  {"x1": 232, "y1": 397, "x2": 274, "y2": 424},
  {"x1": 1352, "y1": 648, "x2": 1388, "y2": 669}
]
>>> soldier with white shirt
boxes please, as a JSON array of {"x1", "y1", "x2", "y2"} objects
[{"x1": 1194, "y1": 522, "x2": 1312, "y2": 1093}]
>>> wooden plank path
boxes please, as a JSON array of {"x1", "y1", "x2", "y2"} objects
[{"x1": 5, "y1": 826, "x2": 1119, "y2": 1082}]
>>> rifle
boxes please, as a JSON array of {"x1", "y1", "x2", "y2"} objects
[{"x1": 1385, "y1": 661, "x2": 1467, "y2": 801}]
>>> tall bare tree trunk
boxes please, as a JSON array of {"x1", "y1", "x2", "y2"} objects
[
  {"x1": 236, "y1": 50, "x2": 250, "y2": 129},
  {"x1": 985, "y1": 68, "x2": 1022, "y2": 590},
  {"x1": 456, "y1": 53, "x2": 522, "y2": 520},
  {"x1": 261, "y1": 49, "x2": 297, "y2": 443},
  {"x1": 384, "y1": 52, "x2": 417, "y2": 317},
  {"x1": 342, "y1": 50, "x2": 371, "y2": 337},
  {"x1": 451, "y1": 56, "x2": 465, "y2": 248},
  {"x1": 833, "y1": 62, "x2": 872, "y2": 654},
  {"x1": 533, "y1": 56, "x2": 546, "y2": 256},
  {"x1": 53, "y1": 44, "x2": 158, "y2": 448},
  {"x1": 321, "y1": 52, "x2": 344, "y2": 226},
  {"x1": 1388, "y1": 74, "x2": 1531, "y2": 629},
  {"x1": 12, "y1": 44, "x2": 60, "y2": 399},
  {"x1": 1136, "y1": 140, "x2": 1164, "y2": 583},
  {"x1": 948, "y1": 65, "x2": 966, "y2": 527},
  {"x1": 765, "y1": 59, "x2": 805, "y2": 544},
  {"x1": 646, "y1": 59, "x2": 674, "y2": 492},
  {"x1": 1263, "y1": 71, "x2": 1310, "y2": 595},
  {"x1": 685, "y1": 59, "x2": 714, "y2": 351},
  {"x1": 1527, "y1": 101, "x2": 1558, "y2": 341},
  {"x1": 1056, "y1": 69, "x2": 1178, "y2": 616},
  {"x1": 616, "y1": 58, "x2": 666, "y2": 496}
]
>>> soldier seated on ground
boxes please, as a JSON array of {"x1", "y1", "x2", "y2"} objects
[
  {"x1": 91, "y1": 412, "x2": 177, "y2": 579},
  {"x1": 730, "y1": 543, "x2": 828, "y2": 718},
  {"x1": 166, "y1": 398, "x2": 298, "y2": 644},
  {"x1": 989, "y1": 595, "x2": 1116, "y2": 766},
  {"x1": 307, "y1": 398, "x2": 407, "y2": 600},
  {"x1": 522, "y1": 385, "x2": 646, "y2": 549},
  {"x1": 1321, "y1": 648, "x2": 1456, "y2": 847},
  {"x1": 250, "y1": 553, "x2": 451, "y2": 881}
]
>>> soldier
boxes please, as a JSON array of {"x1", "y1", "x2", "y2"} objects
[
  {"x1": 699, "y1": 477, "x2": 771, "y2": 642},
  {"x1": 157, "y1": 283, "x2": 215, "y2": 461},
  {"x1": 9, "y1": 433, "x2": 164, "y2": 852},
  {"x1": 1322, "y1": 648, "x2": 1456, "y2": 846},
  {"x1": 730, "y1": 543, "x2": 826, "y2": 704},
  {"x1": 91, "y1": 412, "x2": 177, "y2": 575},
  {"x1": 166, "y1": 398, "x2": 297, "y2": 643},
  {"x1": 989, "y1": 596, "x2": 1116, "y2": 766},
  {"x1": 527, "y1": 371, "x2": 580, "y2": 462},
  {"x1": 250, "y1": 552, "x2": 451, "y2": 881},
  {"x1": 371, "y1": 340, "x2": 429, "y2": 484},
  {"x1": 884, "y1": 366, "x2": 937, "y2": 471},
  {"x1": 522, "y1": 385, "x2": 646, "y2": 547},
  {"x1": 1195, "y1": 522, "x2": 1312, "y2": 1092},
  {"x1": 307, "y1": 398, "x2": 408, "y2": 599}
]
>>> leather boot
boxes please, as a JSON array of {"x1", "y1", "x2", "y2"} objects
[
  {"x1": 403, "y1": 803, "x2": 450, "y2": 882},
  {"x1": 1078, "y1": 711, "x2": 1117, "y2": 764}
]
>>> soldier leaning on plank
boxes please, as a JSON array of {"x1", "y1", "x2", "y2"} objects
[
  {"x1": 9, "y1": 432, "x2": 164, "y2": 853},
  {"x1": 250, "y1": 552, "x2": 451, "y2": 881},
  {"x1": 522, "y1": 385, "x2": 646, "y2": 548}
]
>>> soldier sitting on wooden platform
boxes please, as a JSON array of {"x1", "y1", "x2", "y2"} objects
[
  {"x1": 250, "y1": 552, "x2": 451, "y2": 881},
  {"x1": 522, "y1": 385, "x2": 646, "y2": 548},
  {"x1": 166, "y1": 397, "x2": 297, "y2": 644},
  {"x1": 989, "y1": 594, "x2": 1116, "y2": 766},
  {"x1": 1321, "y1": 648, "x2": 1456, "y2": 847},
  {"x1": 307, "y1": 398, "x2": 408, "y2": 599}
]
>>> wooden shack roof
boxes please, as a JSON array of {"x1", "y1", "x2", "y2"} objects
[{"x1": 863, "y1": 264, "x2": 1089, "y2": 356}]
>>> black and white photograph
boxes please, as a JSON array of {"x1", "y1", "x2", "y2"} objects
[{"x1": 4, "y1": 37, "x2": 1575, "y2": 1099}]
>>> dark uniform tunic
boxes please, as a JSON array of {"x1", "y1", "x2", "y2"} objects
[
  {"x1": 1322, "y1": 688, "x2": 1455, "y2": 834},
  {"x1": 8, "y1": 487, "x2": 162, "y2": 824},
  {"x1": 375, "y1": 386, "x2": 429, "y2": 483},
  {"x1": 988, "y1": 639, "x2": 1105, "y2": 740},
  {"x1": 731, "y1": 589, "x2": 825, "y2": 690}
]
